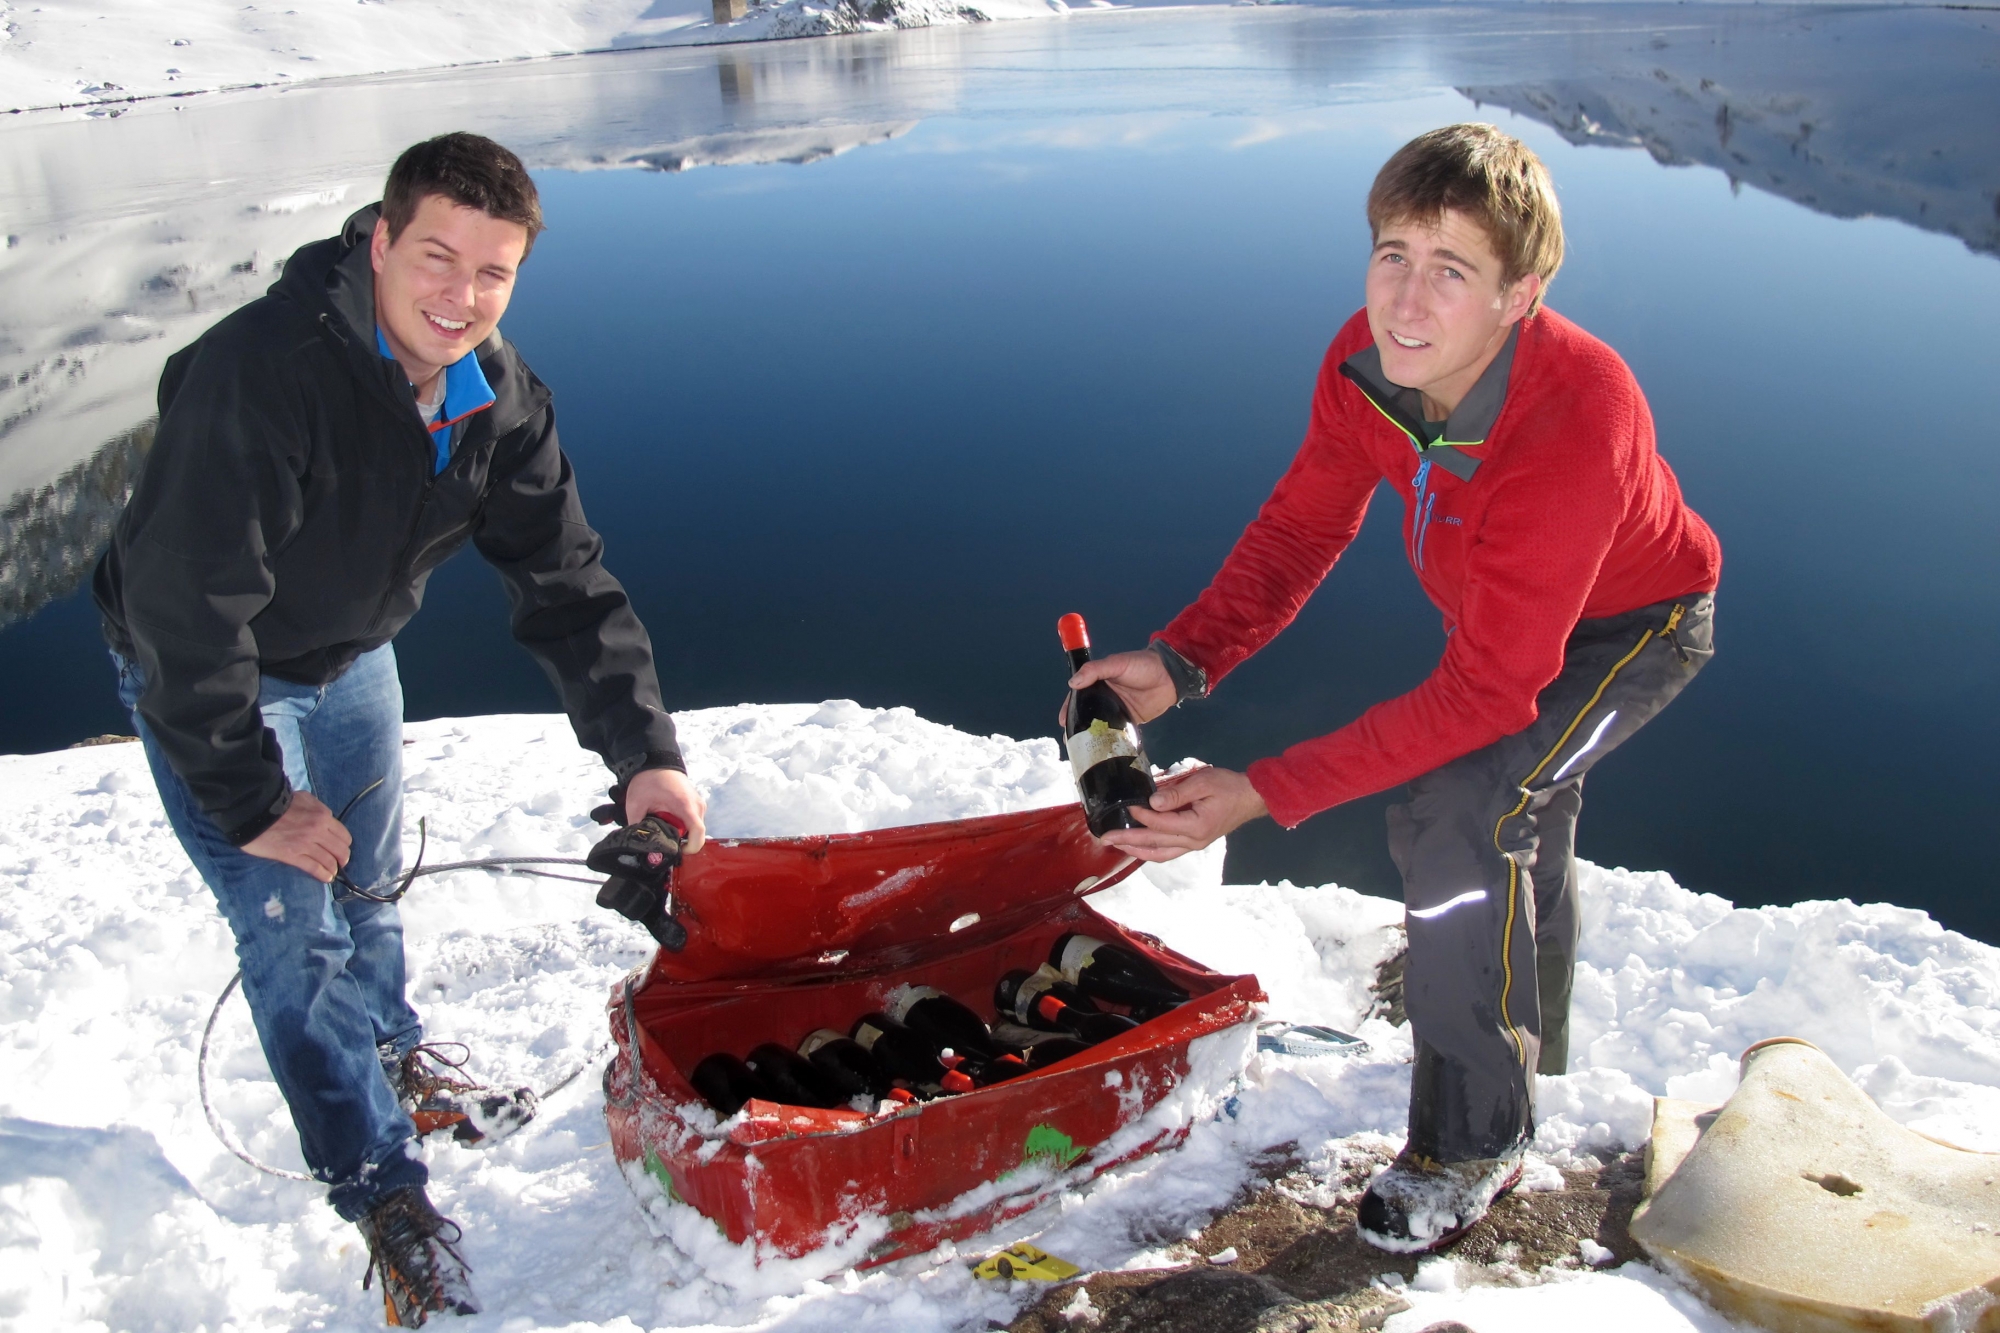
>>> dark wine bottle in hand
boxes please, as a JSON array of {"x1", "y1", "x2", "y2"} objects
[
  {"x1": 1050, "y1": 932, "x2": 1190, "y2": 1019},
  {"x1": 1058, "y1": 613, "x2": 1157, "y2": 837}
]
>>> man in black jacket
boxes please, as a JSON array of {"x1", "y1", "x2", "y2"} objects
[{"x1": 93, "y1": 133, "x2": 703, "y2": 1325}]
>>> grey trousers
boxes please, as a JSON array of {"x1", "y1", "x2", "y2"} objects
[{"x1": 1388, "y1": 594, "x2": 1715, "y2": 1161}]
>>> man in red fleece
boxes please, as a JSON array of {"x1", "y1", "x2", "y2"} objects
[{"x1": 1070, "y1": 124, "x2": 1720, "y2": 1252}]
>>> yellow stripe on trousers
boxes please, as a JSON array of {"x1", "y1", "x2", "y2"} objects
[{"x1": 1490, "y1": 604, "x2": 1686, "y2": 1064}]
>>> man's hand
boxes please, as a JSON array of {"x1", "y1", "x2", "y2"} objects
[
  {"x1": 1065, "y1": 648, "x2": 1178, "y2": 727},
  {"x1": 241, "y1": 791, "x2": 352, "y2": 882},
  {"x1": 1099, "y1": 766, "x2": 1269, "y2": 863},
  {"x1": 624, "y1": 767, "x2": 708, "y2": 855}
]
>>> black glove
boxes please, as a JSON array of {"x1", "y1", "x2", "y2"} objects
[{"x1": 588, "y1": 812, "x2": 688, "y2": 953}]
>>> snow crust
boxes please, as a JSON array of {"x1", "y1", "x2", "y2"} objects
[{"x1": 3, "y1": 701, "x2": 1996, "y2": 1330}]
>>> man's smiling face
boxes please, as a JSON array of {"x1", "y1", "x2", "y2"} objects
[
  {"x1": 1364, "y1": 208, "x2": 1540, "y2": 418},
  {"x1": 370, "y1": 193, "x2": 527, "y2": 385}
]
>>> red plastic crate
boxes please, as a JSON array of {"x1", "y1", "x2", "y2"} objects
[{"x1": 603, "y1": 803, "x2": 1264, "y2": 1264}]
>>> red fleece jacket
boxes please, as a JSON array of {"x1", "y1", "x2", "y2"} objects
[{"x1": 1159, "y1": 307, "x2": 1721, "y2": 828}]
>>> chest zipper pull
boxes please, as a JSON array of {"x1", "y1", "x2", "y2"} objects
[
  {"x1": 1662, "y1": 603, "x2": 1691, "y2": 664},
  {"x1": 1411, "y1": 454, "x2": 1434, "y2": 570}
]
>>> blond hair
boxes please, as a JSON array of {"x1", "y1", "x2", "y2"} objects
[{"x1": 1367, "y1": 124, "x2": 1564, "y2": 314}]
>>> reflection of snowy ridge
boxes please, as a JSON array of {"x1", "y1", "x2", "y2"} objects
[
  {"x1": 0, "y1": 422, "x2": 151, "y2": 629},
  {"x1": 1462, "y1": 63, "x2": 2000, "y2": 259},
  {"x1": 0, "y1": 0, "x2": 1059, "y2": 113},
  {"x1": 0, "y1": 190, "x2": 359, "y2": 500},
  {"x1": 0, "y1": 35, "x2": 970, "y2": 504},
  {"x1": 585, "y1": 121, "x2": 916, "y2": 171},
  {"x1": 694, "y1": 0, "x2": 1002, "y2": 45}
]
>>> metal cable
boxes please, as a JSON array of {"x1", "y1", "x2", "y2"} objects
[{"x1": 199, "y1": 854, "x2": 621, "y2": 1181}]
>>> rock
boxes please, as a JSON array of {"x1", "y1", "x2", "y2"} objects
[
  {"x1": 1094, "y1": 1266, "x2": 1300, "y2": 1333},
  {"x1": 1366, "y1": 931, "x2": 1407, "y2": 1027}
]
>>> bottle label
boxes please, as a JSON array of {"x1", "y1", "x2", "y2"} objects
[
  {"x1": 799, "y1": 1030, "x2": 841, "y2": 1057},
  {"x1": 1011, "y1": 972, "x2": 1053, "y2": 1024},
  {"x1": 885, "y1": 984, "x2": 942, "y2": 1023},
  {"x1": 1065, "y1": 718, "x2": 1144, "y2": 782},
  {"x1": 1057, "y1": 935, "x2": 1103, "y2": 980}
]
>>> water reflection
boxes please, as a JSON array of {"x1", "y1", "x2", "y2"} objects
[
  {"x1": 1, "y1": 4, "x2": 1995, "y2": 933},
  {"x1": 1461, "y1": 7, "x2": 2000, "y2": 258},
  {"x1": 0, "y1": 421, "x2": 152, "y2": 628}
]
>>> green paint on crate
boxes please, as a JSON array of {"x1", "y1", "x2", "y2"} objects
[
  {"x1": 1023, "y1": 1124, "x2": 1085, "y2": 1170},
  {"x1": 644, "y1": 1150, "x2": 684, "y2": 1203}
]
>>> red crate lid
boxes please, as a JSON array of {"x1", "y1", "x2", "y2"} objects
[{"x1": 649, "y1": 804, "x2": 1142, "y2": 983}]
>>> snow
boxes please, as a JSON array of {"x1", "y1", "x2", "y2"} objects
[
  {"x1": 3, "y1": 701, "x2": 1997, "y2": 1330},
  {"x1": 0, "y1": 0, "x2": 1081, "y2": 115}
]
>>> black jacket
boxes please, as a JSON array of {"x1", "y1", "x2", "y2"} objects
[{"x1": 94, "y1": 205, "x2": 682, "y2": 844}]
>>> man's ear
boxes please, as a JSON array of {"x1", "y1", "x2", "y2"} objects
[
  {"x1": 369, "y1": 217, "x2": 391, "y2": 275},
  {"x1": 1501, "y1": 272, "x2": 1543, "y2": 325}
]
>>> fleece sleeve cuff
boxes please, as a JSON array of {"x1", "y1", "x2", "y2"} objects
[{"x1": 1244, "y1": 755, "x2": 1338, "y2": 831}]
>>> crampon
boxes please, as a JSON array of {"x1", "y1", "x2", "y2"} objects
[
  {"x1": 358, "y1": 1186, "x2": 478, "y2": 1327},
  {"x1": 384, "y1": 1042, "x2": 537, "y2": 1147}
]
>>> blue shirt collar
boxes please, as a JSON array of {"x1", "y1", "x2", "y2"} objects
[
  {"x1": 375, "y1": 325, "x2": 497, "y2": 430},
  {"x1": 376, "y1": 327, "x2": 497, "y2": 473}
]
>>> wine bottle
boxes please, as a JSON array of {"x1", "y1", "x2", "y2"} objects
[
  {"x1": 885, "y1": 983, "x2": 1006, "y2": 1061},
  {"x1": 798, "y1": 1029, "x2": 894, "y2": 1102},
  {"x1": 1022, "y1": 1035, "x2": 1091, "y2": 1070},
  {"x1": 988, "y1": 1020, "x2": 1091, "y2": 1070},
  {"x1": 939, "y1": 1047, "x2": 1033, "y2": 1087},
  {"x1": 1050, "y1": 932, "x2": 1190, "y2": 1018},
  {"x1": 689, "y1": 1052, "x2": 771, "y2": 1116},
  {"x1": 995, "y1": 967, "x2": 1139, "y2": 1046},
  {"x1": 744, "y1": 1043, "x2": 844, "y2": 1109},
  {"x1": 1058, "y1": 613, "x2": 1158, "y2": 837},
  {"x1": 851, "y1": 1011, "x2": 949, "y2": 1091}
]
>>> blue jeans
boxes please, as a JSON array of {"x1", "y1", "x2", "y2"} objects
[{"x1": 116, "y1": 644, "x2": 427, "y2": 1219}]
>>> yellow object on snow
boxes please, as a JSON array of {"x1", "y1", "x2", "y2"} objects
[
  {"x1": 973, "y1": 1242, "x2": 1082, "y2": 1281},
  {"x1": 1632, "y1": 1037, "x2": 2000, "y2": 1332}
]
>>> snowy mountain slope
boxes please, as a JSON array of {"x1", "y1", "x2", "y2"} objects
[
  {"x1": 0, "y1": 0, "x2": 1074, "y2": 114},
  {"x1": 3, "y1": 702, "x2": 1995, "y2": 1330}
]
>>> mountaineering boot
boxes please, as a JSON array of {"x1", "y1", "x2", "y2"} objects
[
  {"x1": 382, "y1": 1042, "x2": 537, "y2": 1147},
  {"x1": 1356, "y1": 1145, "x2": 1526, "y2": 1253},
  {"x1": 357, "y1": 1186, "x2": 478, "y2": 1326}
]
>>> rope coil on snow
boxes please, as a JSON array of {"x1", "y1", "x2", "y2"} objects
[
  {"x1": 198, "y1": 854, "x2": 623, "y2": 1181},
  {"x1": 200, "y1": 970, "x2": 316, "y2": 1182}
]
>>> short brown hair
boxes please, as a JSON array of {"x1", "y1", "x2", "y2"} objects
[
  {"x1": 1367, "y1": 124, "x2": 1563, "y2": 314},
  {"x1": 382, "y1": 132, "x2": 544, "y2": 257}
]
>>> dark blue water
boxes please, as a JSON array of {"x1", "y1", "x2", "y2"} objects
[{"x1": 3, "y1": 9, "x2": 1996, "y2": 939}]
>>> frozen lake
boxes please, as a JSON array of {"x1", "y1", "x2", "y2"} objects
[{"x1": 2, "y1": 3, "x2": 1996, "y2": 938}]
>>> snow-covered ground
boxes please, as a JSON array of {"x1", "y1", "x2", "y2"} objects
[{"x1": 3, "y1": 702, "x2": 1996, "y2": 1331}]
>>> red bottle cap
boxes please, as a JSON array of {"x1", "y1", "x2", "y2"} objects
[
  {"x1": 940, "y1": 1070, "x2": 975, "y2": 1094},
  {"x1": 1036, "y1": 994, "x2": 1069, "y2": 1023},
  {"x1": 1057, "y1": 614, "x2": 1090, "y2": 653},
  {"x1": 886, "y1": 1087, "x2": 916, "y2": 1104}
]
